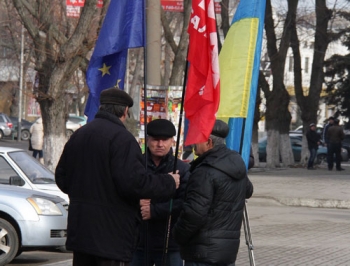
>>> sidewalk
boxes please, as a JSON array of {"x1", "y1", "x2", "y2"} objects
[{"x1": 248, "y1": 163, "x2": 350, "y2": 208}]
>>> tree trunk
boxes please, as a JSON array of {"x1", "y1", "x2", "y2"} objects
[
  {"x1": 262, "y1": 0, "x2": 297, "y2": 168},
  {"x1": 293, "y1": 0, "x2": 331, "y2": 163},
  {"x1": 12, "y1": 0, "x2": 104, "y2": 170}
]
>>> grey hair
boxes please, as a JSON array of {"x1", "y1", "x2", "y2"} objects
[
  {"x1": 99, "y1": 104, "x2": 127, "y2": 118},
  {"x1": 209, "y1": 134, "x2": 225, "y2": 146}
]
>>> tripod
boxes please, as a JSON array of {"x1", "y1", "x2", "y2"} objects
[{"x1": 242, "y1": 200, "x2": 255, "y2": 266}]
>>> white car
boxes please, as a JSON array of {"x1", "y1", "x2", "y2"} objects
[
  {"x1": 0, "y1": 147, "x2": 68, "y2": 202},
  {"x1": 0, "y1": 184, "x2": 68, "y2": 265}
]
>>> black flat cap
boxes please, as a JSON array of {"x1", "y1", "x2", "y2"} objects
[
  {"x1": 100, "y1": 87, "x2": 133, "y2": 107},
  {"x1": 147, "y1": 119, "x2": 176, "y2": 138},
  {"x1": 211, "y1": 120, "x2": 229, "y2": 138}
]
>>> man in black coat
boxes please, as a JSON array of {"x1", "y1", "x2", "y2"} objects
[
  {"x1": 306, "y1": 123, "x2": 321, "y2": 170},
  {"x1": 327, "y1": 118, "x2": 345, "y2": 171},
  {"x1": 173, "y1": 120, "x2": 253, "y2": 266},
  {"x1": 131, "y1": 119, "x2": 190, "y2": 266},
  {"x1": 55, "y1": 88, "x2": 180, "y2": 266}
]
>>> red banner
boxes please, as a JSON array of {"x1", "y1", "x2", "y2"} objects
[
  {"x1": 66, "y1": 0, "x2": 103, "y2": 8},
  {"x1": 161, "y1": 0, "x2": 221, "y2": 13},
  {"x1": 184, "y1": 0, "x2": 220, "y2": 146},
  {"x1": 66, "y1": 0, "x2": 84, "y2": 7}
]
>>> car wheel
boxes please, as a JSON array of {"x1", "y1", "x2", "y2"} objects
[
  {"x1": 315, "y1": 154, "x2": 327, "y2": 165},
  {"x1": 66, "y1": 129, "x2": 74, "y2": 138},
  {"x1": 0, "y1": 218, "x2": 19, "y2": 265},
  {"x1": 0, "y1": 130, "x2": 3, "y2": 139},
  {"x1": 21, "y1": 130, "x2": 30, "y2": 141}
]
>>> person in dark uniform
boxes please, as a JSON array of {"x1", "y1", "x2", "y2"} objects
[
  {"x1": 55, "y1": 88, "x2": 180, "y2": 266},
  {"x1": 131, "y1": 119, "x2": 190, "y2": 266}
]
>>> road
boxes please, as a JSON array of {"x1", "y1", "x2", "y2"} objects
[
  {"x1": 9, "y1": 251, "x2": 72, "y2": 265},
  {"x1": 2, "y1": 137, "x2": 350, "y2": 265},
  {"x1": 7, "y1": 201, "x2": 349, "y2": 266}
]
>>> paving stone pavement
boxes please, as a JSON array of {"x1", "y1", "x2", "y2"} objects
[
  {"x1": 42, "y1": 164, "x2": 350, "y2": 266},
  {"x1": 248, "y1": 163, "x2": 350, "y2": 208},
  {"x1": 234, "y1": 164, "x2": 350, "y2": 266}
]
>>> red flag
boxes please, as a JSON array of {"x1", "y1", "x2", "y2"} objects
[{"x1": 184, "y1": 0, "x2": 220, "y2": 146}]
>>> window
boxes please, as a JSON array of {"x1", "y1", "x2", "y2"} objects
[
  {"x1": 289, "y1": 56, "x2": 294, "y2": 72},
  {"x1": 305, "y1": 57, "x2": 309, "y2": 73},
  {"x1": 0, "y1": 157, "x2": 17, "y2": 184}
]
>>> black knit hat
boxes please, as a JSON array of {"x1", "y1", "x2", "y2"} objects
[
  {"x1": 147, "y1": 119, "x2": 176, "y2": 138},
  {"x1": 100, "y1": 87, "x2": 133, "y2": 107},
  {"x1": 211, "y1": 120, "x2": 229, "y2": 138}
]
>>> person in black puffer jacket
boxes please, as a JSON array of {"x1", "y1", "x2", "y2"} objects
[
  {"x1": 173, "y1": 120, "x2": 253, "y2": 266},
  {"x1": 131, "y1": 119, "x2": 190, "y2": 266}
]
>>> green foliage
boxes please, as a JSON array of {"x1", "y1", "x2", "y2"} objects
[{"x1": 324, "y1": 28, "x2": 350, "y2": 128}]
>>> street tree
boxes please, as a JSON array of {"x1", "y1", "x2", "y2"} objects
[
  {"x1": 261, "y1": 0, "x2": 295, "y2": 167},
  {"x1": 10, "y1": 0, "x2": 108, "y2": 170},
  {"x1": 324, "y1": 9, "x2": 350, "y2": 129},
  {"x1": 289, "y1": 0, "x2": 348, "y2": 162}
]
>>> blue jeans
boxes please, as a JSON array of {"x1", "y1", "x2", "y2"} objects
[
  {"x1": 307, "y1": 148, "x2": 317, "y2": 168},
  {"x1": 32, "y1": 149, "x2": 43, "y2": 159},
  {"x1": 131, "y1": 250, "x2": 183, "y2": 266},
  {"x1": 185, "y1": 262, "x2": 231, "y2": 266}
]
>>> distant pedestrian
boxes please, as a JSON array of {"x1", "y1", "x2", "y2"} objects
[
  {"x1": 29, "y1": 117, "x2": 44, "y2": 164},
  {"x1": 306, "y1": 123, "x2": 321, "y2": 170},
  {"x1": 326, "y1": 118, "x2": 345, "y2": 171},
  {"x1": 173, "y1": 119, "x2": 254, "y2": 266},
  {"x1": 323, "y1": 116, "x2": 335, "y2": 145}
]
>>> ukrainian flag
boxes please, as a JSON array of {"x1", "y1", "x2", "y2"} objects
[{"x1": 217, "y1": 0, "x2": 266, "y2": 168}]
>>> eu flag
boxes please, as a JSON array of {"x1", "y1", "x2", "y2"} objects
[{"x1": 85, "y1": 0, "x2": 145, "y2": 121}]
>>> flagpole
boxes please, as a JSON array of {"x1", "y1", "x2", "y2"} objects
[
  {"x1": 162, "y1": 54, "x2": 189, "y2": 266},
  {"x1": 143, "y1": 0, "x2": 150, "y2": 265}
]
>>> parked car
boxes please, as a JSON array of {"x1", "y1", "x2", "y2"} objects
[
  {"x1": 9, "y1": 116, "x2": 33, "y2": 141},
  {"x1": 342, "y1": 131, "x2": 350, "y2": 155},
  {"x1": 0, "y1": 113, "x2": 13, "y2": 139},
  {"x1": 290, "y1": 124, "x2": 324, "y2": 135},
  {"x1": 0, "y1": 147, "x2": 68, "y2": 202},
  {"x1": 66, "y1": 115, "x2": 86, "y2": 138},
  {"x1": 258, "y1": 133, "x2": 348, "y2": 164},
  {"x1": 0, "y1": 184, "x2": 68, "y2": 265}
]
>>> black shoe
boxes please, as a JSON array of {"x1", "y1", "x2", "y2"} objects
[
  {"x1": 328, "y1": 168, "x2": 333, "y2": 171},
  {"x1": 336, "y1": 168, "x2": 345, "y2": 171},
  {"x1": 308, "y1": 167, "x2": 316, "y2": 170}
]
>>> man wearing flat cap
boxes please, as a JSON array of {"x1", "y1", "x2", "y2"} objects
[
  {"x1": 56, "y1": 88, "x2": 180, "y2": 266},
  {"x1": 173, "y1": 119, "x2": 253, "y2": 266},
  {"x1": 131, "y1": 119, "x2": 189, "y2": 266}
]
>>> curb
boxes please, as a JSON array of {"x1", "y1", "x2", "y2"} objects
[{"x1": 253, "y1": 196, "x2": 350, "y2": 209}]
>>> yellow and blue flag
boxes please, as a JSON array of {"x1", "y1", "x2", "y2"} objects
[
  {"x1": 85, "y1": 0, "x2": 145, "y2": 122},
  {"x1": 217, "y1": 0, "x2": 266, "y2": 167}
]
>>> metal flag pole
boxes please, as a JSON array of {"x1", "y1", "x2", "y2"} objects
[
  {"x1": 143, "y1": 0, "x2": 149, "y2": 265},
  {"x1": 161, "y1": 56, "x2": 189, "y2": 266}
]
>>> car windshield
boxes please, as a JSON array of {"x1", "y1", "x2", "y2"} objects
[{"x1": 8, "y1": 151, "x2": 55, "y2": 184}]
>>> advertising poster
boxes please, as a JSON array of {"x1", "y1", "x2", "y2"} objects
[{"x1": 139, "y1": 86, "x2": 184, "y2": 157}]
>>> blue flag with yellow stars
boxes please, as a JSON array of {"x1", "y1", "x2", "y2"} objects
[{"x1": 85, "y1": 0, "x2": 145, "y2": 122}]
